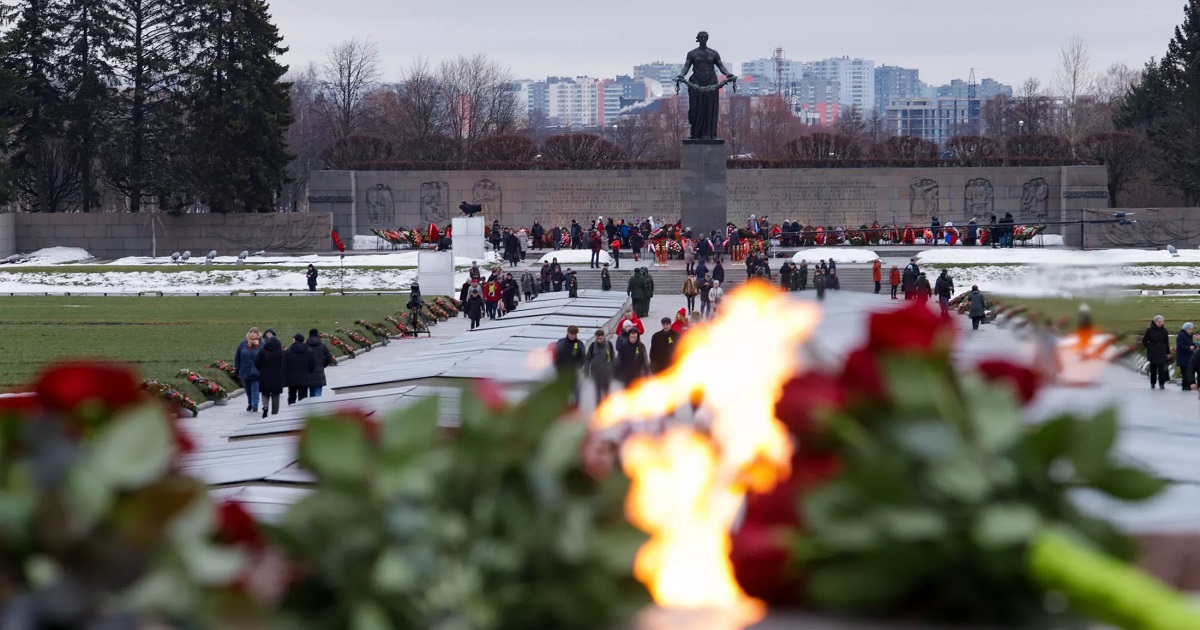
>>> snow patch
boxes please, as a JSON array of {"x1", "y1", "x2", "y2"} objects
[
  {"x1": 103, "y1": 251, "x2": 496, "y2": 268},
  {"x1": 537, "y1": 250, "x2": 614, "y2": 266},
  {"x1": 352, "y1": 234, "x2": 387, "y2": 250},
  {"x1": 791, "y1": 249, "x2": 880, "y2": 264},
  {"x1": 916, "y1": 247, "x2": 1190, "y2": 266},
  {"x1": 16, "y1": 247, "x2": 94, "y2": 265}
]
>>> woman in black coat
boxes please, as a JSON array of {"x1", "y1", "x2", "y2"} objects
[
  {"x1": 464, "y1": 292, "x2": 486, "y2": 330},
  {"x1": 615, "y1": 330, "x2": 649, "y2": 387},
  {"x1": 283, "y1": 333, "x2": 316, "y2": 405},
  {"x1": 254, "y1": 335, "x2": 285, "y2": 417},
  {"x1": 1142, "y1": 315, "x2": 1172, "y2": 390}
]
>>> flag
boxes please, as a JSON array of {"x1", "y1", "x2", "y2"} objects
[{"x1": 331, "y1": 229, "x2": 346, "y2": 253}]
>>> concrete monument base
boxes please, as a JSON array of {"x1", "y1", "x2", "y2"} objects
[
  {"x1": 680, "y1": 140, "x2": 728, "y2": 240},
  {"x1": 417, "y1": 251, "x2": 454, "y2": 297},
  {"x1": 452, "y1": 216, "x2": 487, "y2": 263}
]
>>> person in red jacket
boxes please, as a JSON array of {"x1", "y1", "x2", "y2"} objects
[
  {"x1": 483, "y1": 279, "x2": 502, "y2": 320},
  {"x1": 589, "y1": 230, "x2": 603, "y2": 268},
  {"x1": 872, "y1": 259, "x2": 882, "y2": 294},
  {"x1": 889, "y1": 265, "x2": 901, "y2": 299},
  {"x1": 670, "y1": 308, "x2": 689, "y2": 334},
  {"x1": 615, "y1": 310, "x2": 644, "y2": 337}
]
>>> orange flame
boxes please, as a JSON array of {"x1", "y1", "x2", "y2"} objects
[{"x1": 594, "y1": 283, "x2": 820, "y2": 620}]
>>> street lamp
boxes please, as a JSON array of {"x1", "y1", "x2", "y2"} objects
[{"x1": 1019, "y1": 120, "x2": 1025, "y2": 135}]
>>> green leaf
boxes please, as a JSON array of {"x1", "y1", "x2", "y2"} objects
[
  {"x1": 90, "y1": 404, "x2": 172, "y2": 489},
  {"x1": 381, "y1": 396, "x2": 440, "y2": 458},
  {"x1": 373, "y1": 547, "x2": 416, "y2": 593},
  {"x1": 926, "y1": 452, "x2": 991, "y2": 503},
  {"x1": 589, "y1": 525, "x2": 645, "y2": 574},
  {"x1": 513, "y1": 374, "x2": 573, "y2": 438},
  {"x1": 65, "y1": 462, "x2": 114, "y2": 532},
  {"x1": 881, "y1": 356, "x2": 953, "y2": 412},
  {"x1": 805, "y1": 484, "x2": 879, "y2": 550},
  {"x1": 178, "y1": 540, "x2": 247, "y2": 585},
  {"x1": 535, "y1": 420, "x2": 587, "y2": 477},
  {"x1": 873, "y1": 507, "x2": 947, "y2": 541},
  {"x1": 300, "y1": 416, "x2": 370, "y2": 483},
  {"x1": 887, "y1": 420, "x2": 957, "y2": 460},
  {"x1": 555, "y1": 504, "x2": 594, "y2": 562},
  {"x1": 168, "y1": 495, "x2": 216, "y2": 544},
  {"x1": 1069, "y1": 408, "x2": 1118, "y2": 479},
  {"x1": 351, "y1": 602, "x2": 391, "y2": 630},
  {"x1": 807, "y1": 558, "x2": 915, "y2": 611},
  {"x1": 1092, "y1": 466, "x2": 1169, "y2": 501},
  {"x1": 961, "y1": 375, "x2": 1023, "y2": 453},
  {"x1": 1024, "y1": 416, "x2": 1074, "y2": 466},
  {"x1": 973, "y1": 503, "x2": 1041, "y2": 549}
]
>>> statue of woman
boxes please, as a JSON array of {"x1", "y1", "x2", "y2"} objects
[{"x1": 677, "y1": 31, "x2": 737, "y2": 141}]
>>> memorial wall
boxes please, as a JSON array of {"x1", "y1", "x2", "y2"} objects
[{"x1": 307, "y1": 165, "x2": 1109, "y2": 238}]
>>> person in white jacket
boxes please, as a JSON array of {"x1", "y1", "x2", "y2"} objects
[{"x1": 709, "y1": 280, "x2": 725, "y2": 313}]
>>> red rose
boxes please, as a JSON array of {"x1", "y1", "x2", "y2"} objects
[
  {"x1": 333, "y1": 409, "x2": 378, "y2": 442},
  {"x1": 0, "y1": 392, "x2": 40, "y2": 416},
  {"x1": 173, "y1": 423, "x2": 196, "y2": 456},
  {"x1": 976, "y1": 359, "x2": 1040, "y2": 404},
  {"x1": 792, "y1": 451, "x2": 841, "y2": 488},
  {"x1": 775, "y1": 373, "x2": 845, "y2": 437},
  {"x1": 730, "y1": 524, "x2": 801, "y2": 606},
  {"x1": 34, "y1": 363, "x2": 141, "y2": 412},
  {"x1": 867, "y1": 301, "x2": 956, "y2": 354},
  {"x1": 743, "y1": 475, "x2": 802, "y2": 528},
  {"x1": 840, "y1": 348, "x2": 887, "y2": 401},
  {"x1": 216, "y1": 500, "x2": 265, "y2": 550},
  {"x1": 473, "y1": 378, "x2": 507, "y2": 413}
]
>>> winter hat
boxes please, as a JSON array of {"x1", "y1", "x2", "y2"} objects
[
  {"x1": 677, "y1": 308, "x2": 687, "y2": 318},
  {"x1": 293, "y1": 333, "x2": 304, "y2": 342},
  {"x1": 661, "y1": 317, "x2": 672, "y2": 325},
  {"x1": 264, "y1": 328, "x2": 276, "y2": 337},
  {"x1": 309, "y1": 328, "x2": 319, "y2": 337}
]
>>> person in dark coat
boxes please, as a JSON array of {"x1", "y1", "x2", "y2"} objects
[
  {"x1": 306, "y1": 329, "x2": 336, "y2": 397},
  {"x1": 554, "y1": 325, "x2": 587, "y2": 406},
  {"x1": 254, "y1": 334, "x2": 285, "y2": 417},
  {"x1": 601, "y1": 264, "x2": 612, "y2": 291},
  {"x1": 550, "y1": 225, "x2": 562, "y2": 250},
  {"x1": 650, "y1": 317, "x2": 680, "y2": 375},
  {"x1": 234, "y1": 327, "x2": 262, "y2": 413},
  {"x1": 780, "y1": 261, "x2": 792, "y2": 291},
  {"x1": 615, "y1": 329, "x2": 649, "y2": 386},
  {"x1": 458, "y1": 280, "x2": 472, "y2": 316},
  {"x1": 306, "y1": 264, "x2": 318, "y2": 291},
  {"x1": 1178, "y1": 323, "x2": 1196, "y2": 391},
  {"x1": 967, "y1": 285, "x2": 987, "y2": 330},
  {"x1": 283, "y1": 333, "x2": 316, "y2": 405},
  {"x1": 1144, "y1": 315, "x2": 1171, "y2": 389},
  {"x1": 585, "y1": 328, "x2": 617, "y2": 403},
  {"x1": 712, "y1": 259, "x2": 725, "y2": 285},
  {"x1": 540, "y1": 261, "x2": 552, "y2": 293},
  {"x1": 630, "y1": 231, "x2": 644, "y2": 262},
  {"x1": 826, "y1": 270, "x2": 841, "y2": 290},
  {"x1": 502, "y1": 273, "x2": 520, "y2": 313},
  {"x1": 798, "y1": 260, "x2": 808, "y2": 291},
  {"x1": 464, "y1": 290, "x2": 486, "y2": 330}
]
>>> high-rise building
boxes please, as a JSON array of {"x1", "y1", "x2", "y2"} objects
[
  {"x1": 936, "y1": 78, "x2": 1013, "y2": 100},
  {"x1": 884, "y1": 97, "x2": 974, "y2": 146},
  {"x1": 804, "y1": 57, "x2": 876, "y2": 112},
  {"x1": 741, "y1": 57, "x2": 805, "y2": 89},
  {"x1": 792, "y1": 74, "x2": 841, "y2": 126},
  {"x1": 599, "y1": 75, "x2": 651, "y2": 127},
  {"x1": 875, "y1": 65, "x2": 924, "y2": 112},
  {"x1": 510, "y1": 80, "x2": 549, "y2": 118},
  {"x1": 633, "y1": 61, "x2": 679, "y2": 90},
  {"x1": 546, "y1": 77, "x2": 602, "y2": 128}
]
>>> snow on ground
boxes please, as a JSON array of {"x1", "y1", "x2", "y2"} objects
[
  {"x1": 791, "y1": 249, "x2": 879, "y2": 264},
  {"x1": 916, "y1": 247, "x2": 1187, "y2": 266},
  {"x1": 0, "y1": 267, "x2": 475, "y2": 294},
  {"x1": 537, "y1": 250, "x2": 614, "y2": 266},
  {"x1": 940, "y1": 264, "x2": 1200, "y2": 298},
  {"x1": 104, "y1": 251, "x2": 496, "y2": 268},
  {"x1": 3, "y1": 247, "x2": 95, "y2": 265}
]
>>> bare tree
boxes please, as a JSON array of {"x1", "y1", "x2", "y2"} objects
[
  {"x1": 1076, "y1": 132, "x2": 1147, "y2": 207},
  {"x1": 282, "y1": 63, "x2": 330, "y2": 211},
  {"x1": 835, "y1": 105, "x2": 867, "y2": 140},
  {"x1": 1052, "y1": 35, "x2": 1106, "y2": 149},
  {"x1": 541, "y1": 134, "x2": 623, "y2": 163},
  {"x1": 865, "y1": 109, "x2": 891, "y2": 142},
  {"x1": 1094, "y1": 62, "x2": 1139, "y2": 103},
  {"x1": 718, "y1": 94, "x2": 753, "y2": 157},
  {"x1": 469, "y1": 134, "x2": 537, "y2": 162},
  {"x1": 945, "y1": 135, "x2": 1003, "y2": 166},
  {"x1": 1010, "y1": 78, "x2": 1051, "y2": 134},
  {"x1": 786, "y1": 132, "x2": 862, "y2": 160},
  {"x1": 982, "y1": 95, "x2": 1013, "y2": 138},
  {"x1": 746, "y1": 95, "x2": 800, "y2": 159},
  {"x1": 605, "y1": 113, "x2": 657, "y2": 160},
  {"x1": 319, "y1": 38, "x2": 381, "y2": 139},
  {"x1": 645, "y1": 96, "x2": 689, "y2": 160},
  {"x1": 869, "y1": 136, "x2": 939, "y2": 162},
  {"x1": 437, "y1": 54, "x2": 519, "y2": 155}
]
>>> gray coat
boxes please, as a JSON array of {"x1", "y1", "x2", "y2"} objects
[
  {"x1": 968, "y1": 290, "x2": 987, "y2": 318},
  {"x1": 586, "y1": 340, "x2": 616, "y2": 383},
  {"x1": 520, "y1": 272, "x2": 534, "y2": 294}
]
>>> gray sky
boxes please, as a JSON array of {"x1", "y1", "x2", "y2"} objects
[{"x1": 269, "y1": 0, "x2": 1184, "y2": 88}]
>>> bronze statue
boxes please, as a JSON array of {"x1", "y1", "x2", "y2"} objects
[{"x1": 676, "y1": 31, "x2": 737, "y2": 141}]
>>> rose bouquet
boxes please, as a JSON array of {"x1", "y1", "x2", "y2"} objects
[
  {"x1": 731, "y1": 302, "x2": 1191, "y2": 628},
  {"x1": 178, "y1": 368, "x2": 229, "y2": 400},
  {"x1": 142, "y1": 378, "x2": 200, "y2": 412},
  {"x1": 355, "y1": 319, "x2": 393, "y2": 343},
  {"x1": 435, "y1": 297, "x2": 459, "y2": 315},
  {"x1": 428, "y1": 305, "x2": 450, "y2": 321},
  {"x1": 335, "y1": 327, "x2": 373, "y2": 350},
  {"x1": 319, "y1": 333, "x2": 357, "y2": 357},
  {"x1": 208, "y1": 359, "x2": 242, "y2": 384},
  {"x1": 384, "y1": 315, "x2": 411, "y2": 335},
  {"x1": 449, "y1": 297, "x2": 463, "y2": 310}
]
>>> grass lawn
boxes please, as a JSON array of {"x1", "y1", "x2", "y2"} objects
[
  {"x1": 993, "y1": 294, "x2": 1200, "y2": 337},
  {"x1": 0, "y1": 295, "x2": 420, "y2": 391}
]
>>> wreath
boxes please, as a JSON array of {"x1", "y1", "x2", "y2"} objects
[
  {"x1": 355, "y1": 320, "x2": 392, "y2": 343},
  {"x1": 320, "y1": 333, "x2": 357, "y2": 357},
  {"x1": 207, "y1": 359, "x2": 241, "y2": 385},
  {"x1": 336, "y1": 328, "x2": 374, "y2": 350},
  {"x1": 176, "y1": 369, "x2": 228, "y2": 401},
  {"x1": 141, "y1": 379, "x2": 198, "y2": 413}
]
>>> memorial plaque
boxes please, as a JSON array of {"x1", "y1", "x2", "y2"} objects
[{"x1": 727, "y1": 178, "x2": 880, "y2": 225}]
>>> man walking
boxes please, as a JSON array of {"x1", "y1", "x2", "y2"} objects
[
  {"x1": 589, "y1": 230, "x2": 603, "y2": 268},
  {"x1": 554, "y1": 325, "x2": 587, "y2": 407},
  {"x1": 627, "y1": 268, "x2": 647, "y2": 318},
  {"x1": 934, "y1": 269, "x2": 955, "y2": 318},
  {"x1": 650, "y1": 317, "x2": 681, "y2": 375}
]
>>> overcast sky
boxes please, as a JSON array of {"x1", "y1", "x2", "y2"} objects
[{"x1": 268, "y1": 0, "x2": 1184, "y2": 88}]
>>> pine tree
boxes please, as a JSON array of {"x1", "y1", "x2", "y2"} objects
[
  {"x1": 1, "y1": 0, "x2": 76, "y2": 212},
  {"x1": 104, "y1": 0, "x2": 198, "y2": 212},
  {"x1": 1114, "y1": 58, "x2": 1170, "y2": 131},
  {"x1": 184, "y1": 0, "x2": 292, "y2": 213},
  {"x1": 58, "y1": 0, "x2": 122, "y2": 211},
  {"x1": 1151, "y1": 0, "x2": 1200, "y2": 203}
]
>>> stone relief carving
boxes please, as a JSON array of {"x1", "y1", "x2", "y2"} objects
[
  {"x1": 1020, "y1": 178, "x2": 1050, "y2": 221},
  {"x1": 964, "y1": 178, "x2": 994, "y2": 220},
  {"x1": 365, "y1": 184, "x2": 395, "y2": 227},
  {"x1": 1094, "y1": 208, "x2": 1200, "y2": 248},
  {"x1": 420, "y1": 181, "x2": 450, "y2": 225},
  {"x1": 210, "y1": 214, "x2": 330, "y2": 251},
  {"x1": 472, "y1": 179, "x2": 503, "y2": 223},
  {"x1": 909, "y1": 178, "x2": 939, "y2": 223}
]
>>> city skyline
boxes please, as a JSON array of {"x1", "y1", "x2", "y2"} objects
[{"x1": 268, "y1": 0, "x2": 1183, "y2": 88}]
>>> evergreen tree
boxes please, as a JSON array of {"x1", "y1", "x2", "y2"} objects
[
  {"x1": 104, "y1": 0, "x2": 198, "y2": 212},
  {"x1": 1154, "y1": 0, "x2": 1200, "y2": 203},
  {"x1": 184, "y1": 0, "x2": 292, "y2": 213},
  {"x1": 1, "y1": 0, "x2": 76, "y2": 212},
  {"x1": 58, "y1": 0, "x2": 122, "y2": 211},
  {"x1": 1114, "y1": 58, "x2": 1170, "y2": 131}
]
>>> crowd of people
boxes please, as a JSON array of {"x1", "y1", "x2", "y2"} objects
[
  {"x1": 1143, "y1": 317, "x2": 1200, "y2": 393},
  {"x1": 234, "y1": 326, "x2": 337, "y2": 418}
]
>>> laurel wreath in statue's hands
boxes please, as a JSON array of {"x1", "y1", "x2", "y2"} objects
[{"x1": 674, "y1": 74, "x2": 738, "y2": 94}]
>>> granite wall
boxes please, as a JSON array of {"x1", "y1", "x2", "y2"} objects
[
  {"x1": 308, "y1": 166, "x2": 1110, "y2": 241},
  {"x1": 13, "y1": 212, "x2": 331, "y2": 259},
  {"x1": 1071, "y1": 207, "x2": 1200, "y2": 249},
  {"x1": 0, "y1": 213, "x2": 15, "y2": 257}
]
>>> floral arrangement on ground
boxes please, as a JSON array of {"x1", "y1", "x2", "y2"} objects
[{"x1": 177, "y1": 368, "x2": 229, "y2": 400}]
